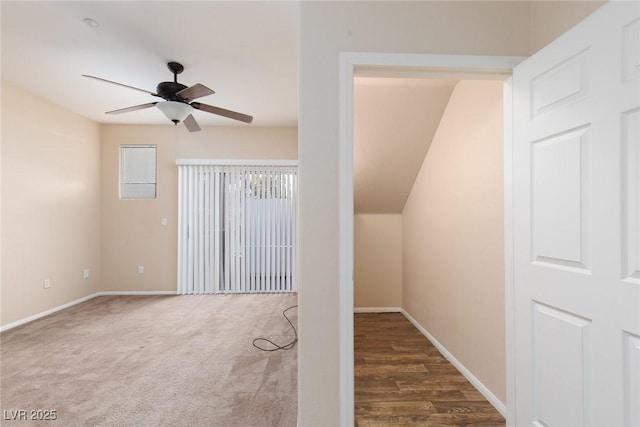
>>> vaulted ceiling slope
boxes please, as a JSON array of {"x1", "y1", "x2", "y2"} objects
[
  {"x1": 1, "y1": 1, "x2": 298, "y2": 127},
  {"x1": 354, "y1": 77, "x2": 457, "y2": 214}
]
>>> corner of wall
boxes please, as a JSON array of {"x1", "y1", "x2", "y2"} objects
[
  {"x1": 354, "y1": 213, "x2": 403, "y2": 309},
  {"x1": 1, "y1": 82, "x2": 102, "y2": 327},
  {"x1": 400, "y1": 80, "x2": 506, "y2": 403}
]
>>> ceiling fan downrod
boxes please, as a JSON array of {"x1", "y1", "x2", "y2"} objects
[{"x1": 167, "y1": 61, "x2": 184, "y2": 83}]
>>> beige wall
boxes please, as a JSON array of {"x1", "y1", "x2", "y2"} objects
[
  {"x1": 299, "y1": 2, "x2": 532, "y2": 424},
  {"x1": 1, "y1": 101, "x2": 296, "y2": 323},
  {"x1": 403, "y1": 80, "x2": 506, "y2": 402},
  {"x1": 299, "y1": 2, "x2": 602, "y2": 421},
  {"x1": 354, "y1": 214, "x2": 402, "y2": 309},
  {"x1": 354, "y1": 78, "x2": 456, "y2": 214},
  {"x1": 1, "y1": 82, "x2": 101, "y2": 326},
  {"x1": 0, "y1": 0, "x2": 605, "y2": 419},
  {"x1": 529, "y1": 1, "x2": 606, "y2": 53},
  {"x1": 100, "y1": 125, "x2": 297, "y2": 292}
]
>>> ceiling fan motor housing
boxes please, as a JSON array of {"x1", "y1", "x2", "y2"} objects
[{"x1": 156, "y1": 81, "x2": 189, "y2": 102}]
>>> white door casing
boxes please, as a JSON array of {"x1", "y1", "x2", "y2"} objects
[
  {"x1": 512, "y1": 2, "x2": 640, "y2": 426},
  {"x1": 339, "y1": 53, "x2": 524, "y2": 426}
]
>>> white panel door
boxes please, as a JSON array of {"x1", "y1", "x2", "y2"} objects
[{"x1": 513, "y1": 2, "x2": 640, "y2": 426}]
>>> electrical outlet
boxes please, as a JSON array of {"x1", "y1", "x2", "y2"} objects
[
  {"x1": 161, "y1": 217, "x2": 167, "y2": 226},
  {"x1": 137, "y1": 266, "x2": 144, "y2": 274},
  {"x1": 83, "y1": 268, "x2": 90, "y2": 279},
  {"x1": 44, "y1": 278, "x2": 51, "y2": 289}
]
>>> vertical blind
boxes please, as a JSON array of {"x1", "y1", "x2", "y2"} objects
[{"x1": 177, "y1": 163, "x2": 297, "y2": 294}]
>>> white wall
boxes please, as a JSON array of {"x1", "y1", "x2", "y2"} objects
[
  {"x1": 1, "y1": 82, "x2": 101, "y2": 326},
  {"x1": 299, "y1": 2, "x2": 532, "y2": 424},
  {"x1": 403, "y1": 80, "x2": 506, "y2": 402},
  {"x1": 354, "y1": 214, "x2": 402, "y2": 309}
]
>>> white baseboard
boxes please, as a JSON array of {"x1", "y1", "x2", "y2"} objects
[
  {"x1": 401, "y1": 309, "x2": 507, "y2": 417},
  {"x1": 0, "y1": 293, "x2": 98, "y2": 333},
  {"x1": 96, "y1": 291, "x2": 177, "y2": 296},
  {"x1": 354, "y1": 306, "x2": 401, "y2": 313},
  {"x1": 1, "y1": 291, "x2": 177, "y2": 332}
]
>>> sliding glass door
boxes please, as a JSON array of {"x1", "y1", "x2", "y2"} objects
[{"x1": 177, "y1": 163, "x2": 297, "y2": 294}]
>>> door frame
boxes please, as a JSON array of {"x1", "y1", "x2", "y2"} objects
[{"x1": 338, "y1": 52, "x2": 525, "y2": 425}]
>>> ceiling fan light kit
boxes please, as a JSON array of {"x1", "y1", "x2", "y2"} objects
[
  {"x1": 83, "y1": 61, "x2": 253, "y2": 132},
  {"x1": 156, "y1": 101, "x2": 194, "y2": 124}
]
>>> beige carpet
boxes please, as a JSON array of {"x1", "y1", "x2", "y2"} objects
[{"x1": 1, "y1": 294, "x2": 297, "y2": 426}]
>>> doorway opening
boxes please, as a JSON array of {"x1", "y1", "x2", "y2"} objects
[{"x1": 338, "y1": 53, "x2": 525, "y2": 426}]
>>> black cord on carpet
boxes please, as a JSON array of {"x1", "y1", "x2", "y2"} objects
[{"x1": 252, "y1": 305, "x2": 298, "y2": 352}]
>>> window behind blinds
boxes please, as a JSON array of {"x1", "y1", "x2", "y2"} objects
[{"x1": 120, "y1": 145, "x2": 157, "y2": 199}]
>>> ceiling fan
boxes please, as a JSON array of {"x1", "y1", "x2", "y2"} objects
[{"x1": 83, "y1": 61, "x2": 253, "y2": 132}]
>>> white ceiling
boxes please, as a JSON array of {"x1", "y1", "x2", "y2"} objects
[
  {"x1": 1, "y1": 1, "x2": 298, "y2": 127},
  {"x1": 354, "y1": 77, "x2": 457, "y2": 214}
]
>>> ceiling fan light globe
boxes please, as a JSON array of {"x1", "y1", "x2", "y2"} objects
[{"x1": 156, "y1": 101, "x2": 193, "y2": 123}]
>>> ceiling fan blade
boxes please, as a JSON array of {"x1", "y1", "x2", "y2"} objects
[
  {"x1": 106, "y1": 102, "x2": 158, "y2": 114},
  {"x1": 183, "y1": 114, "x2": 201, "y2": 132},
  {"x1": 191, "y1": 102, "x2": 253, "y2": 123},
  {"x1": 83, "y1": 75, "x2": 158, "y2": 96},
  {"x1": 176, "y1": 83, "x2": 215, "y2": 101}
]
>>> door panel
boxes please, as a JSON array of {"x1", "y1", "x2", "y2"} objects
[
  {"x1": 532, "y1": 126, "x2": 590, "y2": 271},
  {"x1": 624, "y1": 331, "x2": 640, "y2": 426},
  {"x1": 622, "y1": 108, "x2": 640, "y2": 282},
  {"x1": 512, "y1": 2, "x2": 640, "y2": 426},
  {"x1": 622, "y1": 19, "x2": 640, "y2": 83},
  {"x1": 530, "y1": 49, "x2": 589, "y2": 118},
  {"x1": 533, "y1": 303, "x2": 592, "y2": 426}
]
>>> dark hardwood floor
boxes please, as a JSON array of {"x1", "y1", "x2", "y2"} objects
[{"x1": 354, "y1": 312, "x2": 505, "y2": 426}]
